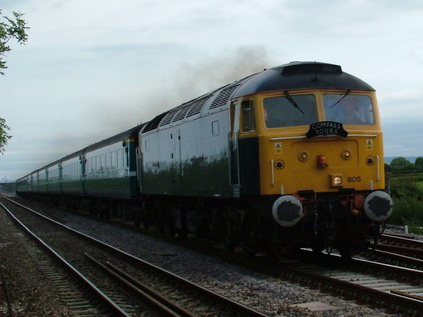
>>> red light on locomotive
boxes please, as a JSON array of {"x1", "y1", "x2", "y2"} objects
[{"x1": 317, "y1": 154, "x2": 328, "y2": 169}]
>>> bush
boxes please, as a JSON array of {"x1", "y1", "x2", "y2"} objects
[
  {"x1": 390, "y1": 177, "x2": 423, "y2": 200},
  {"x1": 389, "y1": 198, "x2": 423, "y2": 225},
  {"x1": 388, "y1": 175, "x2": 423, "y2": 234}
]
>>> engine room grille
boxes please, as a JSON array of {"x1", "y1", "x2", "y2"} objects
[
  {"x1": 172, "y1": 104, "x2": 191, "y2": 122},
  {"x1": 160, "y1": 109, "x2": 179, "y2": 126},
  {"x1": 186, "y1": 96, "x2": 209, "y2": 117},
  {"x1": 143, "y1": 112, "x2": 168, "y2": 132},
  {"x1": 209, "y1": 83, "x2": 241, "y2": 110}
]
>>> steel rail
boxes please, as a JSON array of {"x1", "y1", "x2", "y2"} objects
[
  {"x1": 381, "y1": 233, "x2": 423, "y2": 249},
  {"x1": 0, "y1": 201, "x2": 131, "y2": 317},
  {"x1": 283, "y1": 249, "x2": 423, "y2": 315},
  {"x1": 373, "y1": 243, "x2": 423, "y2": 258},
  {"x1": 365, "y1": 248, "x2": 423, "y2": 268},
  {"x1": 85, "y1": 253, "x2": 195, "y2": 317},
  {"x1": 279, "y1": 263, "x2": 423, "y2": 315},
  {"x1": 0, "y1": 258, "x2": 14, "y2": 317},
  {"x1": 3, "y1": 196, "x2": 269, "y2": 317}
]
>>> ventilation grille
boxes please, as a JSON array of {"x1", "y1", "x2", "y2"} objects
[
  {"x1": 186, "y1": 96, "x2": 209, "y2": 117},
  {"x1": 149, "y1": 74, "x2": 254, "y2": 129},
  {"x1": 160, "y1": 109, "x2": 179, "y2": 126},
  {"x1": 209, "y1": 84, "x2": 240, "y2": 110},
  {"x1": 172, "y1": 104, "x2": 191, "y2": 122},
  {"x1": 143, "y1": 112, "x2": 168, "y2": 132}
]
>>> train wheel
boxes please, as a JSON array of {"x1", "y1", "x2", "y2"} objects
[
  {"x1": 312, "y1": 241, "x2": 325, "y2": 254},
  {"x1": 223, "y1": 206, "x2": 239, "y2": 252},
  {"x1": 338, "y1": 245, "x2": 353, "y2": 259},
  {"x1": 311, "y1": 232, "x2": 325, "y2": 254},
  {"x1": 240, "y1": 211, "x2": 261, "y2": 257},
  {"x1": 140, "y1": 200, "x2": 153, "y2": 230}
]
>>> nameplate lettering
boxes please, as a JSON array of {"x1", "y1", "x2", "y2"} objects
[{"x1": 306, "y1": 121, "x2": 348, "y2": 139}]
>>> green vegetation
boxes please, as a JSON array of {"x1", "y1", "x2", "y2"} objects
[
  {"x1": 0, "y1": 9, "x2": 29, "y2": 154},
  {"x1": 386, "y1": 157, "x2": 423, "y2": 235},
  {"x1": 1, "y1": 10, "x2": 29, "y2": 75}
]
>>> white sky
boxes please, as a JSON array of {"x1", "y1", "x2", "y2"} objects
[{"x1": 1, "y1": 0, "x2": 423, "y2": 181}]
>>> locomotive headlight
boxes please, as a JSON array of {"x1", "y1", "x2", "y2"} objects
[
  {"x1": 342, "y1": 149, "x2": 352, "y2": 160},
  {"x1": 331, "y1": 175, "x2": 343, "y2": 187},
  {"x1": 298, "y1": 151, "x2": 309, "y2": 162}
]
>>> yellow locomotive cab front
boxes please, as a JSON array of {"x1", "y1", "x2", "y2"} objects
[
  {"x1": 254, "y1": 90, "x2": 386, "y2": 197},
  {"x1": 237, "y1": 87, "x2": 393, "y2": 256}
]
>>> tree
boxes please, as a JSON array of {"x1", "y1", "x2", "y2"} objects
[
  {"x1": 1, "y1": 9, "x2": 29, "y2": 154},
  {"x1": 415, "y1": 157, "x2": 423, "y2": 170},
  {"x1": 0, "y1": 118, "x2": 11, "y2": 155},
  {"x1": 390, "y1": 157, "x2": 412, "y2": 170},
  {"x1": 0, "y1": 9, "x2": 29, "y2": 75}
]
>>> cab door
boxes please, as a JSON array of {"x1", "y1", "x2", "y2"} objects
[
  {"x1": 229, "y1": 99, "x2": 241, "y2": 197},
  {"x1": 238, "y1": 99, "x2": 261, "y2": 196}
]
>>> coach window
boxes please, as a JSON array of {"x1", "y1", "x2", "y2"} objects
[
  {"x1": 118, "y1": 149, "x2": 123, "y2": 169},
  {"x1": 111, "y1": 151, "x2": 116, "y2": 169},
  {"x1": 106, "y1": 153, "x2": 111, "y2": 170},
  {"x1": 242, "y1": 100, "x2": 255, "y2": 132},
  {"x1": 96, "y1": 156, "x2": 100, "y2": 173}
]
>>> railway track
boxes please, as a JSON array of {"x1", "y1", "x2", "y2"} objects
[
  {"x1": 0, "y1": 261, "x2": 13, "y2": 317},
  {"x1": 376, "y1": 233, "x2": 423, "y2": 258},
  {"x1": 5, "y1": 194, "x2": 423, "y2": 315},
  {"x1": 358, "y1": 232, "x2": 423, "y2": 270},
  {"x1": 277, "y1": 250, "x2": 423, "y2": 315},
  {"x1": 0, "y1": 196, "x2": 268, "y2": 316}
]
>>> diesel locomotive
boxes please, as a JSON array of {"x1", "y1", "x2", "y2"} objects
[{"x1": 16, "y1": 61, "x2": 393, "y2": 258}]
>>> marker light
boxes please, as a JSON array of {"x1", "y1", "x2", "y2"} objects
[
  {"x1": 342, "y1": 149, "x2": 351, "y2": 160},
  {"x1": 332, "y1": 175, "x2": 343, "y2": 186},
  {"x1": 298, "y1": 151, "x2": 309, "y2": 161}
]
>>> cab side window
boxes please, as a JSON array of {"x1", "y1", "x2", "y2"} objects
[{"x1": 242, "y1": 100, "x2": 255, "y2": 132}]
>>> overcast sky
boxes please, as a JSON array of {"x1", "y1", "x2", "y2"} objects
[{"x1": 1, "y1": 0, "x2": 423, "y2": 181}]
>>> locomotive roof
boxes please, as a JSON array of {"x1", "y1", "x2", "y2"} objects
[{"x1": 233, "y1": 61, "x2": 374, "y2": 98}]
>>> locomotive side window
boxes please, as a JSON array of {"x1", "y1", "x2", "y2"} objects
[
  {"x1": 242, "y1": 100, "x2": 255, "y2": 132},
  {"x1": 264, "y1": 94, "x2": 317, "y2": 128},
  {"x1": 323, "y1": 94, "x2": 375, "y2": 125}
]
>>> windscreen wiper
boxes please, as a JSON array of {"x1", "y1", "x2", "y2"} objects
[
  {"x1": 284, "y1": 91, "x2": 304, "y2": 114},
  {"x1": 330, "y1": 89, "x2": 351, "y2": 108}
]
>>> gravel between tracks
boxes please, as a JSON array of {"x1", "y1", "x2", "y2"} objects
[
  {"x1": 0, "y1": 201, "x2": 402, "y2": 316},
  {"x1": 0, "y1": 207, "x2": 74, "y2": 315}
]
